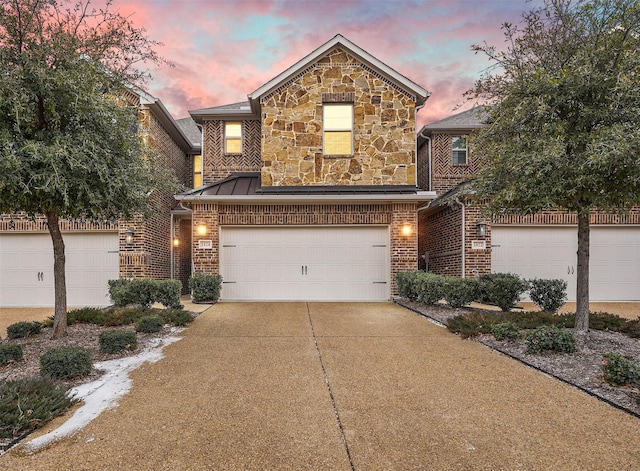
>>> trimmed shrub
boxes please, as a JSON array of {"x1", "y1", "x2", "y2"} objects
[
  {"x1": 417, "y1": 273, "x2": 445, "y2": 305},
  {"x1": 128, "y1": 279, "x2": 157, "y2": 309},
  {"x1": 99, "y1": 329, "x2": 138, "y2": 354},
  {"x1": 155, "y1": 279, "x2": 183, "y2": 309},
  {"x1": 7, "y1": 321, "x2": 42, "y2": 339},
  {"x1": 442, "y1": 277, "x2": 478, "y2": 309},
  {"x1": 0, "y1": 378, "x2": 76, "y2": 439},
  {"x1": 478, "y1": 273, "x2": 528, "y2": 312},
  {"x1": 525, "y1": 325, "x2": 577, "y2": 354},
  {"x1": 40, "y1": 346, "x2": 92, "y2": 379},
  {"x1": 528, "y1": 278, "x2": 568, "y2": 313},
  {"x1": 189, "y1": 273, "x2": 222, "y2": 303},
  {"x1": 602, "y1": 352, "x2": 640, "y2": 387},
  {"x1": 101, "y1": 307, "x2": 148, "y2": 326},
  {"x1": 135, "y1": 315, "x2": 165, "y2": 333},
  {"x1": 491, "y1": 322, "x2": 520, "y2": 341},
  {"x1": 395, "y1": 270, "x2": 422, "y2": 301},
  {"x1": 108, "y1": 278, "x2": 135, "y2": 307},
  {"x1": 161, "y1": 309, "x2": 194, "y2": 327},
  {"x1": 0, "y1": 344, "x2": 23, "y2": 365},
  {"x1": 621, "y1": 318, "x2": 640, "y2": 339}
]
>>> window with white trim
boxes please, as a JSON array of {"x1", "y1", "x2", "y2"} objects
[
  {"x1": 452, "y1": 135, "x2": 468, "y2": 165},
  {"x1": 193, "y1": 154, "x2": 202, "y2": 188},
  {"x1": 323, "y1": 104, "x2": 353, "y2": 156},
  {"x1": 224, "y1": 122, "x2": 242, "y2": 154}
]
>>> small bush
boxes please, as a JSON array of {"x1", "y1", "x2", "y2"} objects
[
  {"x1": 189, "y1": 273, "x2": 222, "y2": 303},
  {"x1": 40, "y1": 346, "x2": 92, "y2": 379},
  {"x1": 101, "y1": 307, "x2": 148, "y2": 326},
  {"x1": 128, "y1": 279, "x2": 157, "y2": 309},
  {"x1": 442, "y1": 277, "x2": 478, "y2": 309},
  {"x1": 99, "y1": 329, "x2": 138, "y2": 354},
  {"x1": 161, "y1": 309, "x2": 194, "y2": 327},
  {"x1": 7, "y1": 321, "x2": 42, "y2": 339},
  {"x1": 447, "y1": 311, "x2": 496, "y2": 338},
  {"x1": 525, "y1": 325, "x2": 577, "y2": 354},
  {"x1": 0, "y1": 378, "x2": 76, "y2": 439},
  {"x1": 396, "y1": 270, "x2": 422, "y2": 301},
  {"x1": 621, "y1": 318, "x2": 640, "y2": 338},
  {"x1": 135, "y1": 315, "x2": 165, "y2": 333},
  {"x1": 491, "y1": 322, "x2": 520, "y2": 341},
  {"x1": 588, "y1": 311, "x2": 629, "y2": 332},
  {"x1": 478, "y1": 273, "x2": 528, "y2": 312},
  {"x1": 0, "y1": 344, "x2": 23, "y2": 365},
  {"x1": 528, "y1": 278, "x2": 568, "y2": 313},
  {"x1": 417, "y1": 273, "x2": 445, "y2": 305},
  {"x1": 67, "y1": 307, "x2": 105, "y2": 325},
  {"x1": 108, "y1": 278, "x2": 135, "y2": 307},
  {"x1": 155, "y1": 279, "x2": 183, "y2": 309},
  {"x1": 602, "y1": 353, "x2": 640, "y2": 387}
]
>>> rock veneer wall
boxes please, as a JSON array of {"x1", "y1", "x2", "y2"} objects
[{"x1": 260, "y1": 48, "x2": 417, "y2": 187}]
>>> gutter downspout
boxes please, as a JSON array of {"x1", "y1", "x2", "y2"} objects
[
  {"x1": 455, "y1": 197, "x2": 466, "y2": 278},
  {"x1": 417, "y1": 128, "x2": 432, "y2": 192},
  {"x1": 170, "y1": 213, "x2": 175, "y2": 280},
  {"x1": 193, "y1": 122, "x2": 204, "y2": 278}
]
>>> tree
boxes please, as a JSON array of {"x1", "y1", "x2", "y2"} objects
[
  {"x1": 0, "y1": 0, "x2": 176, "y2": 337},
  {"x1": 468, "y1": 0, "x2": 640, "y2": 336}
]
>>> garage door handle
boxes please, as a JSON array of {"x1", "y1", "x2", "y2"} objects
[
  {"x1": 373, "y1": 281, "x2": 387, "y2": 284},
  {"x1": 301, "y1": 265, "x2": 308, "y2": 275}
]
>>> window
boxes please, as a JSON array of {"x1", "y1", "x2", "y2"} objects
[
  {"x1": 193, "y1": 154, "x2": 203, "y2": 188},
  {"x1": 225, "y1": 122, "x2": 242, "y2": 154},
  {"x1": 452, "y1": 135, "x2": 468, "y2": 165},
  {"x1": 323, "y1": 104, "x2": 353, "y2": 155}
]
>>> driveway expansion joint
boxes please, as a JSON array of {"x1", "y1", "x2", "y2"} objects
[{"x1": 306, "y1": 303, "x2": 356, "y2": 471}]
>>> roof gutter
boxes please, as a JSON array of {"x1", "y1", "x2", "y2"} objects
[{"x1": 175, "y1": 191, "x2": 436, "y2": 206}]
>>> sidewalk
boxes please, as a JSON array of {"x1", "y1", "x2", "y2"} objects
[{"x1": 4, "y1": 302, "x2": 640, "y2": 470}]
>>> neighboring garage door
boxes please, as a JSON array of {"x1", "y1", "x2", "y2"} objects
[
  {"x1": 491, "y1": 226, "x2": 640, "y2": 301},
  {"x1": 0, "y1": 233, "x2": 119, "y2": 307},
  {"x1": 219, "y1": 226, "x2": 390, "y2": 301}
]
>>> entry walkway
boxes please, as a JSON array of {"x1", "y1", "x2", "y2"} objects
[{"x1": 4, "y1": 303, "x2": 640, "y2": 470}]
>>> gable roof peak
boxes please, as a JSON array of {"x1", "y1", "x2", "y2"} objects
[{"x1": 248, "y1": 34, "x2": 429, "y2": 112}]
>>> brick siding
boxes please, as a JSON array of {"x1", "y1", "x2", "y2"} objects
[{"x1": 190, "y1": 202, "x2": 418, "y2": 297}]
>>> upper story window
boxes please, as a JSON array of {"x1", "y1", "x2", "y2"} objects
[
  {"x1": 225, "y1": 122, "x2": 242, "y2": 154},
  {"x1": 323, "y1": 104, "x2": 353, "y2": 156},
  {"x1": 193, "y1": 154, "x2": 203, "y2": 188},
  {"x1": 452, "y1": 135, "x2": 468, "y2": 165}
]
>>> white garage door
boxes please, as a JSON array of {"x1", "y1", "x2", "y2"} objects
[
  {"x1": 0, "y1": 233, "x2": 119, "y2": 307},
  {"x1": 220, "y1": 226, "x2": 390, "y2": 301},
  {"x1": 492, "y1": 226, "x2": 640, "y2": 301}
]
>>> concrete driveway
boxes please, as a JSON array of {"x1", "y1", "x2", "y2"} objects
[{"x1": 4, "y1": 302, "x2": 640, "y2": 470}]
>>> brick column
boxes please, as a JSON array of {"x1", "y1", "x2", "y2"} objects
[
  {"x1": 390, "y1": 202, "x2": 418, "y2": 296},
  {"x1": 192, "y1": 203, "x2": 219, "y2": 275}
]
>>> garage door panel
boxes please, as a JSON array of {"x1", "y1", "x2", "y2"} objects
[
  {"x1": 220, "y1": 226, "x2": 390, "y2": 301},
  {"x1": 1, "y1": 233, "x2": 118, "y2": 307},
  {"x1": 492, "y1": 226, "x2": 640, "y2": 301}
]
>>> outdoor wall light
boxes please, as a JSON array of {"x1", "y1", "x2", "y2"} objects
[
  {"x1": 476, "y1": 221, "x2": 488, "y2": 237},
  {"x1": 124, "y1": 228, "x2": 135, "y2": 245},
  {"x1": 401, "y1": 224, "x2": 413, "y2": 236},
  {"x1": 173, "y1": 237, "x2": 180, "y2": 247},
  {"x1": 197, "y1": 224, "x2": 207, "y2": 236}
]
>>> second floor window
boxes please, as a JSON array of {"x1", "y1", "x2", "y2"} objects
[
  {"x1": 225, "y1": 122, "x2": 242, "y2": 154},
  {"x1": 452, "y1": 135, "x2": 468, "y2": 165},
  {"x1": 193, "y1": 154, "x2": 203, "y2": 188},
  {"x1": 323, "y1": 104, "x2": 353, "y2": 155}
]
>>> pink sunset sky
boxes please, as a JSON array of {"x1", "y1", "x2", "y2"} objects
[{"x1": 104, "y1": 0, "x2": 541, "y2": 128}]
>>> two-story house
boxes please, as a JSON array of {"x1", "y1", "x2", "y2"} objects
[
  {"x1": 417, "y1": 106, "x2": 640, "y2": 302},
  {"x1": 175, "y1": 34, "x2": 433, "y2": 301}
]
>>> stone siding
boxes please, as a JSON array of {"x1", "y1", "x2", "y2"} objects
[{"x1": 260, "y1": 48, "x2": 417, "y2": 187}]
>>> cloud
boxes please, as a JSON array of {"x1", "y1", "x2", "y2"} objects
[{"x1": 95, "y1": 0, "x2": 540, "y2": 123}]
